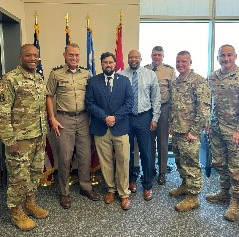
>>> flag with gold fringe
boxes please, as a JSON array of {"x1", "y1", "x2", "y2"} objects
[
  {"x1": 115, "y1": 11, "x2": 124, "y2": 72},
  {"x1": 33, "y1": 11, "x2": 55, "y2": 186}
]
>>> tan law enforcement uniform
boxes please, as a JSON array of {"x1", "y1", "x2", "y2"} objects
[
  {"x1": 145, "y1": 63, "x2": 176, "y2": 175},
  {"x1": 46, "y1": 64, "x2": 92, "y2": 196}
]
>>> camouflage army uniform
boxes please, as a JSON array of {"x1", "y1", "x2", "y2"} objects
[
  {"x1": 46, "y1": 64, "x2": 92, "y2": 196},
  {"x1": 145, "y1": 63, "x2": 176, "y2": 174},
  {"x1": 0, "y1": 66, "x2": 46, "y2": 208},
  {"x1": 171, "y1": 70, "x2": 210, "y2": 194},
  {"x1": 208, "y1": 66, "x2": 239, "y2": 198}
]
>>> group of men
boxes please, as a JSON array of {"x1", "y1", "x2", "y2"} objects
[{"x1": 0, "y1": 42, "x2": 238, "y2": 231}]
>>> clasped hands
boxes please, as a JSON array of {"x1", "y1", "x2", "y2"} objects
[{"x1": 105, "y1": 116, "x2": 115, "y2": 127}]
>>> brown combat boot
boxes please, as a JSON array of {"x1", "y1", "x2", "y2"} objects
[
  {"x1": 175, "y1": 194, "x2": 200, "y2": 212},
  {"x1": 206, "y1": 189, "x2": 231, "y2": 203},
  {"x1": 169, "y1": 184, "x2": 187, "y2": 197},
  {"x1": 25, "y1": 194, "x2": 49, "y2": 219},
  {"x1": 224, "y1": 197, "x2": 239, "y2": 222},
  {"x1": 11, "y1": 205, "x2": 36, "y2": 231}
]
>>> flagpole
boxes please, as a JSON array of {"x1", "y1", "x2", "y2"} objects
[
  {"x1": 65, "y1": 12, "x2": 71, "y2": 45},
  {"x1": 34, "y1": 11, "x2": 38, "y2": 26},
  {"x1": 119, "y1": 10, "x2": 123, "y2": 25},
  {"x1": 65, "y1": 12, "x2": 69, "y2": 27},
  {"x1": 86, "y1": 13, "x2": 90, "y2": 28}
]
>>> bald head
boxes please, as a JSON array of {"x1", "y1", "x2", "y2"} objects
[
  {"x1": 128, "y1": 50, "x2": 142, "y2": 70},
  {"x1": 19, "y1": 44, "x2": 39, "y2": 73},
  {"x1": 20, "y1": 44, "x2": 38, "y2": 56}
]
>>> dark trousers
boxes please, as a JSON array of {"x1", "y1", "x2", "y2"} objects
[
  {"x1": 151, "y1": 103, "x2": 170, "y2": 174},
  {"x1": 129, "y1": 111, "x2": 153, "y2": 190}
]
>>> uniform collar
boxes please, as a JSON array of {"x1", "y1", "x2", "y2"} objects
[
  {"x1": 177, "y1": 69, "x2": 194, "y2": 82},
  {"x1": 153, "y1": 63, "x2": 163, "y2": 71},
  {"x1": 216, "y1": 65, "x2": 238, "y2": 79},
  {"x1": 17, "y1": 66, "x2": 37, "y2": 80},
  {"x1": 63, "y1": 64, "x2": 81, "y2": 73}
]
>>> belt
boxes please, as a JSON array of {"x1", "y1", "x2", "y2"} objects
[
  {"x1": 57, "y1": 110, "x2": 86, "y2": 117},
  {"x1": 130, "y1": 110, "x2": 150, "y2": 117}
]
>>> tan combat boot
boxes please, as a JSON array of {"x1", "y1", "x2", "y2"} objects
[
  {"x1": 169, "y1": 184, "x2": 187, "y2": 197},
  {"x1": 11, "y1": 205, "x2": 36, "y2": 231},
  {"x1": 206, "y1": 189, "x2": 231, "y2": 203},
  {"x1": 224, "y1": 197, "x2": 239, "y2": 222},
  {"x1": 25, "y1": 194, "x2": 49, "y2": 219},
  {"x1": 175, "y1": 194, "x2": 200, "y2": 212}
]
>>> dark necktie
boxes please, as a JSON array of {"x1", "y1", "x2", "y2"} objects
[
  {"x1": 106, "y1": 77, "x2": 111, "y2": 97},
  {"x1": 132, "y1": 71, "x2": 138, "y2": 115}
]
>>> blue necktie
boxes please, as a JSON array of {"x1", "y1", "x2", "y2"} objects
[
  {"x1": 132, "y1": 71, "x2": 138, "y2": 115},
  {"x1": 106, "y1": 77, "x2": 111, "y2": 97}
]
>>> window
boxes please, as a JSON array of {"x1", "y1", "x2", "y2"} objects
[
  {"x1": 214, "y1": 22, "x2": 239, "y2": 71},
  {"x1": 139, "y1": 22, "x2": 209, "y2": 78}
]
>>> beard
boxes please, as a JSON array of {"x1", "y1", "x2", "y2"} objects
[{"x1": 103, "y1": 68, "x2": 114, "y2": 76}]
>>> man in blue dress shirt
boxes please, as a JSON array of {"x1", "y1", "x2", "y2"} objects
[{"x1": 120, "y1": 50, "x2": 161, "y2": 201}]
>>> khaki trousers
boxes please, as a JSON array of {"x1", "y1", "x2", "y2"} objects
[
  {"x1": 151, "y1": 103, "x2": 170, "y2": 174},
  {"x1": 94, "y1": 129, "x2": 130, "y2": 198},
  {"x1": 57, "y1": 113, "x2": 92, "y2": 196}
]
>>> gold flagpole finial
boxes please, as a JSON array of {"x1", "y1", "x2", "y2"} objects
[
  {"x1": 33, "y1": 11, "x2": 38, "y2": 25},
  {"x1": 86, "y1": 13, "x2": 90, "y2": 28},
  {"x1": 65, "y1": 12, "x2": 69, "y2": 26},
  {"x1": 119, "y1": 10, "x2": 123, "y2": 24}
]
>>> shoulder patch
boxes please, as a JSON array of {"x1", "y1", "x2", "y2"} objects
[
  {"x1": 52, "y1": 65, "x2": 64, "y2": 71},
  {"x1": 79, "y1": 66, "x2": 88, "y2": 70},
  {"x1": 164, "y1": 64, "x2": 174, "y2": 69}
]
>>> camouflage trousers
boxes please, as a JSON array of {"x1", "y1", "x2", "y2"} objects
[
  {"x1": 172, "y1": 132, "x2": 202, "y2": 194},
  {"x1": 5, "y1": 135, "x2": 45, "y2": 208},
  {"x1": 210, "y1": 123, "x2": 239, "y2": 198}
]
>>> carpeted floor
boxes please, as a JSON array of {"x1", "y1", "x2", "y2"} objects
[{"x1": 0, "y1": 162, "x2": 239, "y2": 237}]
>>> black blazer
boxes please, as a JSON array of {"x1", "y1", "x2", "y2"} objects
[{"x1": 85, "y1": 73, "x2": 133, "y2": 136}]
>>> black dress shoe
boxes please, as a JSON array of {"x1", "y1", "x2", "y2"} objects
[
  {"x1": 157, "y1": 173, "x2": 166, "y2": 185},
  {"x1": 80, "y1": 189, "x2": 100, "y2": 201},
  {"x1": 60, "y1": 195, "x2": 71, "y2": 209}
]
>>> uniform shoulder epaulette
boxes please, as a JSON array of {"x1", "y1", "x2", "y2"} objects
[
  {"x1": 164, "y1": 64, "x2": 174, "y2": 69},
  {"x1": 79, "y1": 66, "x2": 88, "y2": 70},
  {"x1": 52, "y1": 65, "x2": 64, "y2": 71},
  {"x1": 144, "y1": 64, "x2": 151, "y2": 67}
]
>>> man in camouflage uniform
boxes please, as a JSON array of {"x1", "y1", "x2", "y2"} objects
[
  {"x1": 169, "y1": 51, "x2": 210, "y2": 211},
  {"x1": 0, "y1": 44, "x2": 48, "y2": 231},
  {"x1": 145, "y1": 46, "x2": 176, "y2": 185},
  {"x1": 206, "y1": 44, "x2": 239, "y2": 222},
  {"x1": 46, "y1": 43, "x2": 99, "y2": 209}
]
